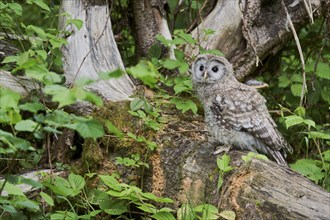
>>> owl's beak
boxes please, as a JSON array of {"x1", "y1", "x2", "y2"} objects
[{"x1": 203, "y1": 71, "x2": 208, "y2": 79}]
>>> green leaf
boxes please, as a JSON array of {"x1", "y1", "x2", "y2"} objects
[
  {"x1": 0, "y1": 130, "x2": 34, "y2": 153},
  {"x1": 99, "y1": 175, "x2": 122, "y2": 191},
  {"x1": 148, "y1": 43, "x2": 162, "y2": 60},
  {"x1": 15, "y1": 199, "x2": 40, "y2": 211},
  {"x1": 8, "y1": 3, "x2": 23, "y2": 15},
  {"x1": 217, "y1": 154, "x2": 233, "y2": 172},
  {"x1": 130, "y1": 98, "x2": 145, "y2": 111},
  {"x1": 42, "y1": 176, "x2": 71, "y2": 195},
  {"x1": 1, "y1": 205, "x2": 16, "y2": 213},
  {"x1": 51, "y1": 211, "x2": 78, "y2": 220},
  {"x1": 284, "y1": 115, "x2": 304, "y2": 129},
  {"x1": 178, "y1": 62, "x2": 189, "y2": 74},
  {"x1": 14, "y1": 119, "x2": 38, "y2": 132},
  {"x1": 137, "y1": 204, "x2": 157, "y2": 214},
  {"x1": 174, "y1": 49, "x2": 185, "y2": 62},
  {"x1": 49, "y1": 38, "x2": 67, "y2": 48},
  {"x1": 322, "y1": 150, "x2": 330, "y2": 162},
  {"x1": 294, "y1": 106, "x2": 306, "y2": 118},
  {"x1": 204, "y1": 49, "x2": 224, "y2": 56},
  {"x1": 27, "y1": 0, "x2": 50, "y2": 12},
  {"x1": 217, "y1": 175, "x2": 223, "y2": 190},
  {"x1": 302, "y1": 119, "x2": 316, "y2": 129},
  {"x1": 0, "y1": 88, "x2": 21, "y2": 112},
  {"x1": 321, "y1": 87, "x2": 330, "y2": 104},
  {"x1": 2, "y1": 55, "x2": 19, "y2": 64},
  {"x1": 105, "y1": 120, "x2": 124, "y2": 138},
  {"x1": 173, "y1": 83, "x2": 191, "y2": 94},
  {"x1": 2, "y1": 182, "x2": 24, "y2": 195},
  {"x1": 127, "y1": 60, "x2": 159, "y2": 88},
  {"x1": 44, "y1": 85, "x2": 75, "y2": 108},
  {"x1": 316, "y1": 62, "x2": 330, "y2": 79},
  {"x1": 290, "y1": 159, "x2": 325, "y2": 183},
  {"x1": 99, "y1": 69, "x2": 124, "y2": 80},
  {"x1": 290, "y1": 74, "x2": 303, "y2": 83},
  {"x1": 290, "y1": 83, "x2": 303, "y2": 97},
  {"x1": 176, "y1": 32, "x2": 196, "y2": 44},
  {"x1": 156, "y1": 34, "x2": 170, "y2": 46},
  {"x1": 278, "y1": 75, "x2": 290, "y2": 88},
  {"x1": 163, "y1": 59, "x2": 181, "y2": 70},
  {"x1": 104, "y1": 206, "x2": 128, "y2": 215},
  {"x1": 69, "y1": 19, "x2": 83, "y2": 30},
  {"x1": 23, "y1": 64, "x2": 63, "y2": 84},
  {"x1": 169, "y1": 38, "x2": 186, "y2": 45},
  {"x1": 74, "y1": 87, "x2": 103, "y2": 107},
  {"x1": 19, "y1": 102, "x2": 45, "y2": 113},
  {"x1": 194, "y1": 204, "x2": 219, "y2": 220},
  {"x1": 219, "y1": 210, "x2": 236, "y2": 220},
  {"x1": 26, "y1": 24, "x2": 47, "y2": 39},
  {"x1": 203, "y1": 28, "x2": 216, "y2": 35},
  {"x1": 307, "y1": 131, "x2": 330, "y2": 140},
  {"x1": 65, "y1": 118, "x2": 104, "y2": 140},
  {"x1": 170, "y1": 97, "x2": 197, "y2": 114},
  {"x1": 242, "y1": 152, "x2": 269, "y2": 162},
  {"x1": 152, "y1": 212, "x2": 176, "y2": 220},
  {"x1": 177, "y1": 204, "x2": 194, "y2": 220},
  {"x1": 40, "y1": 192, "x2": 54, "y2": 206},
  {"x1": 68, "y1": 173, "x2": 85, "y2": 193},
  {"x1": 35, "y1": 49, "x2": 47, "y2": 60}
]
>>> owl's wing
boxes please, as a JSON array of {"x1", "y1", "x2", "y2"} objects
[{"x1": 211, "y1": 85, "x2": 292, "y2": 153}]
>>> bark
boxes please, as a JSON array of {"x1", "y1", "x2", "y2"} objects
[
  {"x1": 0, "y1": 70, "x2": 40, "y2": 95},
  {"x1": 131, "y1": 0, "x2": 174, "y2": 59},
  {"x1": 189, "y1": 0, "x2": 324, "y2": 80},
  {"x1": 59, "y1": 0, "x2": 135, "y2": 101}
]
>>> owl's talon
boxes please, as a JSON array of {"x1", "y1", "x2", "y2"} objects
[{"x1": 212, "y1": 145, "x2": 231, "y2": 155}]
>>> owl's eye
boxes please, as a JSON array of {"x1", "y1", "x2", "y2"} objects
[
  {"x1": 212, "y1": 66, "x2": 219, "y2": 72},
  {"x1": 199, "y1": 65, "x2": 204, "y2": 71}
]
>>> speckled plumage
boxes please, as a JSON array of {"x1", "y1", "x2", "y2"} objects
[{"x1": 192, "y1": 54, "x2": 292, "y2": 165}]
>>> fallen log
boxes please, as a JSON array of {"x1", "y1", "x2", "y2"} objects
[
  {"x1": 141, "y1": 113, "x2": 330, "y2": 219},
  {"x1": 219, "y1": 157, "x2": 330, "y2": 220}
]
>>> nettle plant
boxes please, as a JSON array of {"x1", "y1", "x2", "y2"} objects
[
  {"x1": 259, "y1": 19, "x2": 329, "y2": 190},
  {"x1": 0, "y1": 2, "x2": 104, "y2": 167},
  {"x1": 127, "y1": 29, "x2": 223, "y2": 118}
]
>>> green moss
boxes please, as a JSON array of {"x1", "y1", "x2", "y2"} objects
[{"x1": 81, "y1": 139, "x2": 104, "y2": 170}]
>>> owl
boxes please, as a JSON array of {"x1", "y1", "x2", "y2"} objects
[{"x1": 191, "y1": 54, "x2": 292, "y2": 166}]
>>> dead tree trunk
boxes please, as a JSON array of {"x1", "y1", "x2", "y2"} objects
[
  {"x1": 59, "y1": 0, "x2": 135, "y2": 101},
  {"x1": 130, "y1": 0, "x2": 174, "y2": 59},
  {"x1": 189, "y1": 0, "x2": 324, "y2": 80}
]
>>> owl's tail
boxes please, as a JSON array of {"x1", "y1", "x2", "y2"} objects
[{"x1": 269, "y1": 150, "x2": 288, "y2": 167}]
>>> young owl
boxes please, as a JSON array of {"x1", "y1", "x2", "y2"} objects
[{"x1": 191, "y1": 54, "x2": 292, "y2": 166}]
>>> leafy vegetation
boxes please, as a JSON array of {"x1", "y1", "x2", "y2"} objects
[
  {"x1": 258, "y1": 18, "x2": 330, "y2": 190},
  {"x1": 0, "y1": 0, "x2": 329, "y2": 219}
]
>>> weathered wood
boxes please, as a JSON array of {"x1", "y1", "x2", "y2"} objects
[
  {"x1": 0, "y1": 70, "x2": 40, "y2": 95},
  {"x1": 131, "y1": 0, "x2": 174, "y2": 59},
  {"x1": 219, "y1": 158, "x2": 330, "y2": 220},
  {"x1": 59, "y1": 0, "x2": 135, "y2": 101},
  {"x1": 189, "y1": 0, "x2": 323, "y2": 80},
  {"x1": 189, "y1": 0, "x2": 244, "y2": 61}
]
